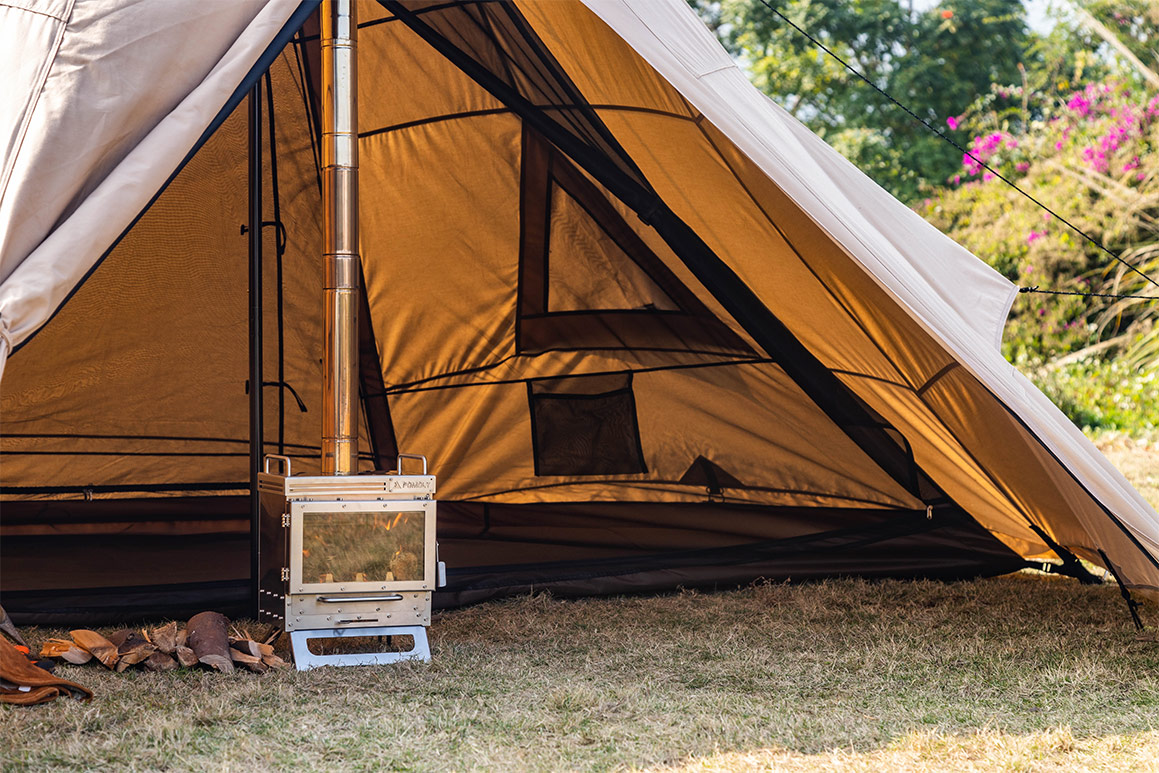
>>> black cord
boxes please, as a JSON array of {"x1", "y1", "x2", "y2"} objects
[
  {"x1": 754, "y1": 0, "x2": 1159, "y2": 292},
  {"x1": 1019, "y1": 286, "x2": 1158, "y2": 301},
  {"x1": 264, "y1": 70, "x2": 288, "y2": 456},
  {"x1": 1098, "y1": 549, "x2": 1145, "y2": 631}
]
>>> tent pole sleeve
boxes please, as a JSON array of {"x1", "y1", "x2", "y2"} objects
[
  {"x1": 320, "y1": 0, "x2": 360, "y2": 475},
  {"x1": 248, "y1": 79, "x2": 264, "y2": 617}
]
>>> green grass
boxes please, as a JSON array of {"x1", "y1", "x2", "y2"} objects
[{"x1": 4, "y1": 445, "x2": 1159, "y2": 772}]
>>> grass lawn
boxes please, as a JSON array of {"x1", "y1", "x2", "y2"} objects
[{"x1": 4, "y1": 441, "x2": 1158, "y2": 772}]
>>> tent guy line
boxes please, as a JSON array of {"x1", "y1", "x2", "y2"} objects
[{"x1": 1018, "y1": 285, "x2": 1158, "y2": 302}]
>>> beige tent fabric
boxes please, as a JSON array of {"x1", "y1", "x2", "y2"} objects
[
  {"x1": 0, "y1": 0, "x2": 302, "y2": 382},
  {"x1": 554, "y1": 0, "x2": 1159, "y2": 586}
]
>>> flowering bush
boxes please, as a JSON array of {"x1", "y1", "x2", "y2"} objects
[{"x1": 920, "y1": 78, "x2": 1159, "y2": 433}]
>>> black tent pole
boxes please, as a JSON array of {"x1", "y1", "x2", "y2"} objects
[{"x1": 248, "y1": 79, "x2": 264, "y2": 619}]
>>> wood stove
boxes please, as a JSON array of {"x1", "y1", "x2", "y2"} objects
[{"x1": 258, "y1": 454, "x2": 444, "y2": 669}]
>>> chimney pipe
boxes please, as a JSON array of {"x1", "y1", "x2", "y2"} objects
[{"x1": 320, "y1": 0, "x2": 359, "y2": 475}]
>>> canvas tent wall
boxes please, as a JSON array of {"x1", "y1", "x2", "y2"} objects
[{"x1": 2, "y1": 0, "x2": 1157, "y2": 623}]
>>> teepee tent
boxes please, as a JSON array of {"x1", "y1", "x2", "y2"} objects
[{"x1": 2, "y1": 0, "x2": 1157, "y2": 623}]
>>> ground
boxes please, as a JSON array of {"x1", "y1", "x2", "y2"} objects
[{"x1": 3, "y1": 440, "x2": 1158, "y2": 772}]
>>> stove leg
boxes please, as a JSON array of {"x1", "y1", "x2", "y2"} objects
[{"x1": 290, "y1": 625, "x2": 430, "y2": 670}]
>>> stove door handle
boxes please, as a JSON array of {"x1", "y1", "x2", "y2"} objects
[{"x1": 317, "y1": 594, "x2": 404, "y2": 603}]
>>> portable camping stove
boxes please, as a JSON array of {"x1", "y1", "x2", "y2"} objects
[{"x1": 258, "y1": 454, "x2": 445, "y2": 669}]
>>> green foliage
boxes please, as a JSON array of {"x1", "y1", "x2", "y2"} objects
[
  {"x1": 711, "y1": 0, "x2": 1033, "y2": 202},
  {"x1": 693, "y1": 1, "x2": 1159, "y2": 432},
  {"x1": 1021, "y1": 355, "x2": 1159, "y2": 434},
  {"x1": 1081, "y1": 1, "x2": 1159, "y2": 72}
]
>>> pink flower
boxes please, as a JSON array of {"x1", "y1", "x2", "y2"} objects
[
  {"x1": 1015, "y1": 162, "x2": 1030, "y2": 172},
  {"x1": 1067, "y1": 93, "x2": 1091, "y2": 116},
  {"x1": 983, "y1": 172, "x2": 995, "y2": 181},
  {"x1": 946, "y1": 116, "x2": 959, "y2": 130},
  {"x1": 1139, "y1": 172, "x2": 1147, "y2": 181},
  {"x1": 1081, "y1": 146, "x2": 1109, "y2": 173},
  {"x1": 1027, "y1": 230, "x2": 1045, "y2": 244}
]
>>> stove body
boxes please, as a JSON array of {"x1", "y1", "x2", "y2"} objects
[{"x1": 258, "y1": 455, "x2": 442, "y2": 668}]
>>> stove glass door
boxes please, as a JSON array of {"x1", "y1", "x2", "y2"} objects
[{"x1": 290, "y1": 500, "x2": 435, "y2": 593}]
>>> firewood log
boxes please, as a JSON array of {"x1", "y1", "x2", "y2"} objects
[
  {"x1": 175, "y1": 646, "x2": 198, "y2": 668},
  {"x1": 151, "y1": 622, "x2": 179, "y2": 654},
  {"x1": 229, "y1": 647, "x2": 268, "y2": 673},
  {"x1": 106, "y1": 629, "x2": 132, "y2": 649},
  {"x1": 143, "y1": 652, "x2": 177, "y2": 672},
  {"x1": 70, "y1": 630, "x2": 118, "y2": 669},
  {"x1": 186, "y1": 612, "x2": 234, "y2": 673},
  {"x1": 40, "y1": 639, "x2": 93, "y2": 665},
  {"x1": 114, "y1": 632, "x2": 156, "y2": 672},
  {"x1": 232, "y1": 639, "x2": 262, "y2": 659},
  {"x1": 0, "y1": 604, "x2": 28, "y2": 648},
  {"x1": 261, "y1": 651, "x2": 290, "y2": 670},
  {"x1": 115, "y1": 631, "x2": 150, "y2": 655},
  {"x1": 39, "y1": 639, "x2": 74, "y2": 658}
]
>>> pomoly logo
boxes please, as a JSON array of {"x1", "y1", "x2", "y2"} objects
[{"x1": 385, "y1": 477, "x2": 433, "y2": 493}]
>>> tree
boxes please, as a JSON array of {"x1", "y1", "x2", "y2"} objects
[{"x1": 704, "y1": 0, "x2": 1034, "y2": 202}]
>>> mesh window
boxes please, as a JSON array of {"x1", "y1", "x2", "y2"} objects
[
  {"x1": 529, "y1": 374, "x2": 647, "y2": 477},
  {"x1": 547, "y1": 186, "x2": 679, "y2": 313}
]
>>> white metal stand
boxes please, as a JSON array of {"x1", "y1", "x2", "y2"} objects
[{"x1": 290, "y1": 626, "x2": 430, "y2": 670}]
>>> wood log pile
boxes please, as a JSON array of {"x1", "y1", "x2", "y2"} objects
[{"x1": 39, "y1": 612, "x2": 289, "y2": 674}]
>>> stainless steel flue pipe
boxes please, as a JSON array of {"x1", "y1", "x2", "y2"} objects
[{"x1": 321, "y1": 0, "x2": 359, "y2": 475}]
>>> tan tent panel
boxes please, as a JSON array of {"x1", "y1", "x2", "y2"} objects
[{"x1": 1, "y1": 0, "x2": 1157, "y2": 623}]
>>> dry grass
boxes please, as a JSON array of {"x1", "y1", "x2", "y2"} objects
[
  {"x1": 658, "y1": 729, "x2": 1159, "y2": 772},
  {"x1": 5, "y1": 575, "x2": 1159, "y2": 772},
  {"x1": 4, "y1": 444, "x2": 1159, "y2": 772}
]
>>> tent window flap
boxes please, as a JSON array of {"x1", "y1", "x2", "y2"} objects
[{"x1": 516, "y1": 124, "x2": 751, "y2": 356}]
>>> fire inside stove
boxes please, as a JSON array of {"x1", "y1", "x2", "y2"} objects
[{"x1": 301, "y1": 509, "x2": 425, "y2": 584}]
